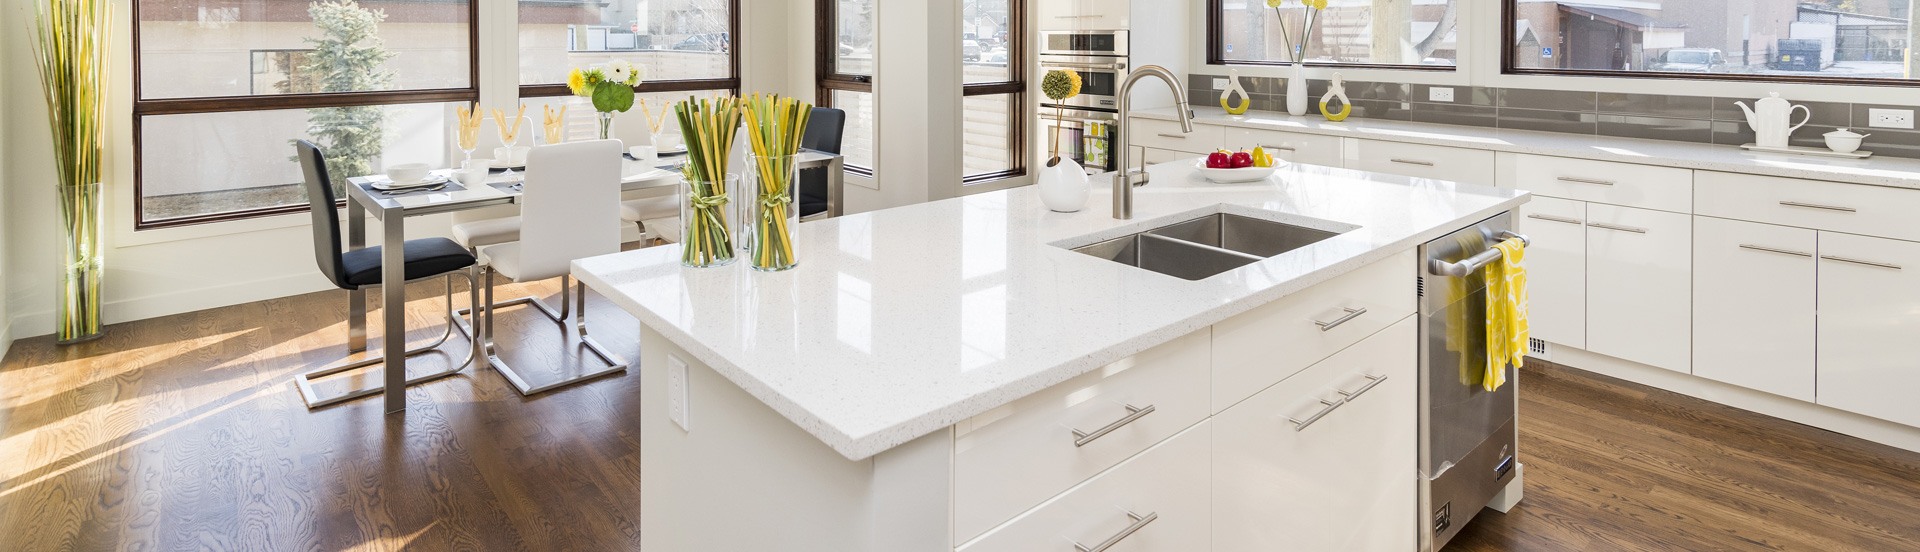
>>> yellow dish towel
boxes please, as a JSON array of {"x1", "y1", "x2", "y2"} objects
[{"x1": 1483, "y1": 238, "x2": 1529, "y2": 392}]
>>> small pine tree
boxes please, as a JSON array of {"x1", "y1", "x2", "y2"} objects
[{"x1": 296, "y1": 1, "x2": 396, "y2": 187}]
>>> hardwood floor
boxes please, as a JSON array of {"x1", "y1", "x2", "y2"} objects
[{"x1": 3, "y1": 279, "x2": 1919, "y2": 551}]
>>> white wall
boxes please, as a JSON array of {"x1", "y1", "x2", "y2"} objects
[{"x1": 0, "y1": 0, "x2": 14, "y2": 357}]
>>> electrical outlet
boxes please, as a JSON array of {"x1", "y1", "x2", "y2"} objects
[
  {"x1": 668, "y1": 354, "x2": 690, "y2": 431},
  {"x1": 1213, "y1": 77, "x2": 1229, "y2": 90},
  {"x1": 1869, "y1": 108, "x2": 1915, "y2": 129},
  {"x1": 1429, "y1": 87, "x2": 1455, "y2": 102}
]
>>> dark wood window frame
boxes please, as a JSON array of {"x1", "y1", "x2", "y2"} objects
[
  {"x1": 1499, "y1": 0, "x2": 1920, "y2": 87},
  {"x1": 1203, "y1": 0, "x2": 1453, "y2": 72},
  {"x1": 961, "y1": 0, "x2": 1026, "y2": 185},
  {"x1": 131, "y1": 0, "x2": 482, "y2": 231},
  {"x1": 816, "y1": 0, "x2": 876, "y2": 177}
]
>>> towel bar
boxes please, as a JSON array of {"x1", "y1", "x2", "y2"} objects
[{"x1": 1428, "y1": 231, "x2": 1529, "y2": 278}]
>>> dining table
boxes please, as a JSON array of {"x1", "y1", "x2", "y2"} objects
[{"x1": 343, "y1": 149, "x2": 844, "y2": 413}]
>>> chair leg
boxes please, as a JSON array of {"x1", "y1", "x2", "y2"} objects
[
  {"x1": 484, "y1": 276, "x2": 628, "y2": 396},
  {"x1": 295, "y1": 273, "x2": 476, "y2": 410},
  {"x1": 452, "y1": 267, "x2": 568, "y2": 343}
]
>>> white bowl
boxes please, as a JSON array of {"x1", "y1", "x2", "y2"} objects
[
  {"x1": 1193, "y1": 158, "x2": 1284, "y2": 183},
  {"x1": 1825, "y1": 134, "x2": 1865, "y2": 154},
  {"x1": 386, "y1": 163, "x2": 431, "y2": 183}
]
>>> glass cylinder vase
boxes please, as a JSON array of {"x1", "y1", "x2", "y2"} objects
[
  {"x1": 58, "y1": 181, "x2": 104, "y2": 344},
  {"x1": 744, "y1": 154, "x2": 801, "y2": 272},
  {"x1": 597, "y1": 111, "x2": 615, "y2": 140},
  {"x1": 681, "y1": 173, "x2": 740, "y2": 268}
]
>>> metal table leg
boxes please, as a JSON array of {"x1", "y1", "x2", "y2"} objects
[
  {"x1": 382, "y1": 211, "x2": 407, "y2": 413},
  {"x1": 347, "y1": 199, "x2": 367, "y2": 352}
]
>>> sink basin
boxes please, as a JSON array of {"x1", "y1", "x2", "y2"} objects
[{"x1": 1070, "y1": 213, "x2": 1343, "y2": 280}]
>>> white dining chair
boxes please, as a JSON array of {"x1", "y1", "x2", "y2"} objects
[{"x1": 473, "y1": 139, "x2": 628, "y2": 395}]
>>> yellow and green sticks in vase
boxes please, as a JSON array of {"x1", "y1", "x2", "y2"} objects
[
  {"x1": 674, "y1": 96, "x2": 743, "y2": 267},
  {"x1": 742, "y1": 94, "x2": 812, "y2": 271},
  {"x1": 32, "y1": 0, "x2": 112, "y2": 343}
]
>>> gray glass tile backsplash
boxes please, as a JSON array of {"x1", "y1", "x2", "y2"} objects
[{"x1": 1190, "y1": 74, "x2": 1920, "y2": 158}]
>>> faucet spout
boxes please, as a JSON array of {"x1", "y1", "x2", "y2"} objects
[{"x1": 1113, "y1": 65, "x2": 1193, "y2": 220}]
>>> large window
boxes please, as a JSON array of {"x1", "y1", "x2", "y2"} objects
[
  {"x1": 818, "y1": 0, "x2": 877, "y2": 174},
  {"x1": 1210, "y1": 0, "x2": 1460, "y2": 68},
  {"x1": 962, "y1": 0, "x2": 1025, "y2": 183},
  {"x1": 517, "y1": 0, "x2": 737, "y2": 96},
  {"x1": 134, "y1": 0, "x2": 477, "y2": 228},
  {"x1": 1505, "y1": 0, "x2": 1916, "y2": 85}
]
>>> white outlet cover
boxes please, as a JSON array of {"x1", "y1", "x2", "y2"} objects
[
  {"x1": 668, "y1": 354, "x2": 690, "y2": 431},
  {"x1": 1213, "y1": 77, "x2": 1229, "y2": 90},
  {"x1": 1429, "y1": 87, "x2": 1455, "y2": 102},
  {"x1": 1869, "y1": 108, "x2": 1915, "y2": 129}
]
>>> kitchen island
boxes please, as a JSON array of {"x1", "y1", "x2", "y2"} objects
[{"x1": 572, "y1": 158, "x2": 1529, "y2": 551}]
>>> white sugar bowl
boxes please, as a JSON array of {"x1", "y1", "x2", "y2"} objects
[{"x1": 1824, "y1": 128, "x2": 1869, "y2": 154}]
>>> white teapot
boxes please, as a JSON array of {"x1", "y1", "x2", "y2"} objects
[{"x1": 1735, "y1": 92, "x2": 1811, "y2": 148}]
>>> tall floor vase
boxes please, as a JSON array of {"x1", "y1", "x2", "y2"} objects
[{"x1": 58, "y1": 181, "x2": 104, "y2": 343}]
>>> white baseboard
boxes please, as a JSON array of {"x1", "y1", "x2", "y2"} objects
[
  {"x1": 9, "y1": 271, "x2": 334, "y2": 340},
  {"x1": 1548, "y1": 345, "x2": 1920, "y2": 455},
  {"x1": 0, "y1": 317, "x2": 13, "y2": 361}
]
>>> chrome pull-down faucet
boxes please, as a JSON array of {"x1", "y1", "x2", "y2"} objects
[{"x1": 1112, "y1": 65, "x2": 1194, "y2": 220}]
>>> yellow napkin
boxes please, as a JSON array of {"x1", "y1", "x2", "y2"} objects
[
  {"x1": 1444, "y1": 233, "x2": 1484, "y2": 386},
  {"x1": 1483, "y1": 238, "x2": 1529, "y2": 392}
]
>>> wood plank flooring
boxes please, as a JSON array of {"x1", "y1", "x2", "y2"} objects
[{"x1": 3, "y1": 276, "x2": 1919, "y2": 551}]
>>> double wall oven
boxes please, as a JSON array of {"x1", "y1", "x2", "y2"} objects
[{"x1": 1039, "y1": 30, "x2": 1127, "y2": 174}]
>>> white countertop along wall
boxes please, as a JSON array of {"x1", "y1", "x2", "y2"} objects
[
  {"x1": 574, "y1": 160, "x2": 1528, "y2": 460},
  {"x1": 1134, "y1": 106, "x2": 1920, "y2": 190}
]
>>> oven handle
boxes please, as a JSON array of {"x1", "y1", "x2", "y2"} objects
[
  {"x1": 1042, "y1": 61, "x2": 1124, "y2": 71},
  {"x1": 1044, "y1": 114, "x2": 1121, "y2": 125}
]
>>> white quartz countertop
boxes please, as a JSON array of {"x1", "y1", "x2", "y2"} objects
[
  {"x1": 1134, "y1": 106, "x2": 1920, "y2": 190},
  {"x1": 573, "y1": 160, "x2": 1528, "y2": 460}
]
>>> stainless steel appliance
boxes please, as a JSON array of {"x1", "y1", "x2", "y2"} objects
[
  {"x1": 1040, "y1": 30, "x2": 1129, "y2": 173},
  {"x1": 1416, "y1": 212, "x2": 1527, "y2": 551}
]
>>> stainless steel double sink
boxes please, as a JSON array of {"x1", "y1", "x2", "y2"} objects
[{"x1": 1070, "y1": 213, "x2": 1342, "y2": 281}]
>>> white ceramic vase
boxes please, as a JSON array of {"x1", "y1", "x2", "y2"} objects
[
  {"x1": 1038, "y1": 157, "x2": 1090, "y2": 213},
  {"x1": 1286, "y1": 61, "x2": 1309, "y2": 117}
]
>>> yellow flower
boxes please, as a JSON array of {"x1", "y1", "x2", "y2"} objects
[
  {"x1": 566, "y1": 68, "x2": 587, "y2": 95},
  {"x1": 1304, "y1": 0, "x2": 1326, "y2": 8},
  {"x1": 1265, "y1": 0, "x2": 1284, "y2": 6}
]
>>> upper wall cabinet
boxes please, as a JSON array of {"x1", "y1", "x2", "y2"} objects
[{"x1": 1037, "y1": 0, "x2": 1128, "y2": 30}]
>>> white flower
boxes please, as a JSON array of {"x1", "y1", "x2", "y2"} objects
[{"x1": 608, "y1": 60, "x2": 633, "y2": 83}]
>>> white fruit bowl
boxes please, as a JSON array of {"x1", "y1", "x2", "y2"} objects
[{"x1": 1193, "y1": 158, "x2": 1285, "y2": 183}]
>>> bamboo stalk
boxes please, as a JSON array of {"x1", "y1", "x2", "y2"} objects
[{"x1": 32, "y1": 0, "x2": 110, "y2": 342}]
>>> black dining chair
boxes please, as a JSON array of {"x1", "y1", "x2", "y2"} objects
[
  {"x1": 799, "y1": 107, "x2": 847, "y2": 220},
  {"x1": 291, "y1": 140, "x2": 483, "y2": 409}
]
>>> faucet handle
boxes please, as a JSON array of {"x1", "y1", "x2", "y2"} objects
[{"x1": 1129, "y1": 145, "x2": 1151, "y2": 187}]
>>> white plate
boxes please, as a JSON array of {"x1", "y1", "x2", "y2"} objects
[
  {"x1": 372, "y1": 174, "x2": 450, "y2": 190},
  {"x1": 1193, "y1": 158, "x2": 1284, "y2": 183}
]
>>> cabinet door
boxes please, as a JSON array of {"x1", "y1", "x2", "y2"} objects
[
  {"x1": 1518, "y1": 196, "x2": 1587, "y2": 349},
  {"x1": 1692, "y1": 217, "x2": 1816, "y2": 401},
  {"x1": 1817, "y1": 232, "x2": 1920, "y2": 427},
  {"x1": 1213, "y1": 317, "x2": 1417, "y2": 552},
  {"x1": 1585, "y1": 204, "x2": 1692, "y2": 373}
]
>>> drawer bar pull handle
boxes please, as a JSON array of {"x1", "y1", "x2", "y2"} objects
[
  {"x1": 1337, "y1": 374, "x2": 1389, "y2": 401},
  {"x1": 1821, "y1": 255, "x2": 1903, "y2": 270},
  {"x1": 1390, "y1": 158, "x2": 1435, "y2": 166},
  {"x1": 1555, "y1": 176, "x2": 1614, "y2": 186},
  {"x1": 1289, "y1": 398, "x2": 1344, "y2": 432},
  {"x1": 1072, "y1": 510, "x2": 1159, "y2": 552},
  {"x1": 1779, "y1": 201, "x2": 1857, "y2": 212},
  {"x1": 1586, "y1": 222, "x2": 1648, "y2": 234},
  {"x1": 1739, "y1": 244, "x2": 1813, "y2": 258},
  {"x1": 1526, "y1": 213, "x2": 1582, "y2": 225},
  {"x1": 1156, "y1": 133, "x2": 1187, "y2": 139},
  {"x1": 1313, "y1": 307, "x2": 1368, "y2": 331},
  {"x1": 1260, "y1": 144, "x2": 1298, "y2": 151},
  {"x1": 1071, "y1": 404, "x2": 1156, "y2": 447}
]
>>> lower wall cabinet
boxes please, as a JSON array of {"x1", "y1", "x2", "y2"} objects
[
  {"x1": 1816, "y1": 231, "x2": 1920, "y2": 427},
  {"x1": 1692, "y1": 217, "x2": 1817, "y2": 401},
  {"x1": 1213, "y1": 317, "x2": 1417, "y2": 552},
  {"x1": 1517, "y1": 196, "x2": 1587, "y2": 349},
  {"x1": 957, "y1": 422, "x2": 1213, "y2": 552}
]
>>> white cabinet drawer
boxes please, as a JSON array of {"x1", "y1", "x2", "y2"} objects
[
  {"x1": 1507, "y1": 153, "x2": 1692, "y2": 213},
  {"x1": 1221, "y1": 127, "x2": 1344, "y2": 167},
  {"x1": 1692, "y1": 217, "x2": 1816, "y2": 401},
  {"x1": 1213, "y1": 249, "x2": 1416, "y2": 412},
  {"x1": 1214, "y1": 317, "x2": 1417, "y2": 552},
  {"x1": 1344, "y1": 139, "x2": 1496, "y2": 185},
  {"x1": 957, "y1": 422, "x2": 1211, "y2": 552},
  {"x1": 953, "y1": 330, "x2": 1211, "y2": 543},
  {"x1": 1037, "y1": 0, "x2": 1129, "y2": 30},
  {"x1": 1817, "y1": 232, "x2": 1920, "y2": 427},
  {"x1": 1129, "y1": 117, "x2": 1220, "y2": 153},
  {"x1": 1696, "y1": 171, "x2": 1920, "y2": 242},
  {"x1": 1142, "y1": 147, "x2": 1199, "y2": 166}
]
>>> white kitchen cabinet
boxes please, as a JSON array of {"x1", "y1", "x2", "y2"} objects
[
  {"x1": 1036, "y1": 0, "x2": 1129, "y2": 30},
  {"x1": 1585, "y1": 204, "x2": 1691, "y2": 373},
  {"x1": 1129, "y1": 117, "x2": 1220, "y2": 153},
  {"x1": 1212, "y1": 250, "x2": 1415, "y2": 412},
  {"x1": 1343, "y1": 139, "x2": 1497, "y2": 185},
  {"x1": 1213, "y1": 317, "x2": 1416, "y2": 552},
  {"x1": 957, "y1": 422, "x2": 1210, "y2": 552},
  {"x1": 1505, "y1": 153, "x2": 1693, "y2": 213},
  {"x1": 1220, "y1": 127, "x2": 1345, "y2": 167},
  {"x1": 1692, "y1": 217, "x2": 1816, "y2": 401},
  {"x1": 1816, "y1": 232, "x2": 1920, "y2": 427},
  {"x1": 1142, "y1": 147, "x2": 1199, "y2": 165},
  {"x1": 1517, "y1": 196, "x2": 1587, "y2": 349}
]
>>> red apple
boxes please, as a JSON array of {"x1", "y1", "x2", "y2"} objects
[
  {"x1": 1230, "y1": 150, "x2": 1254, "y2": 168},
  {"x1": 1207, "y1": 151, "x2": 1232, "y2": 169}
]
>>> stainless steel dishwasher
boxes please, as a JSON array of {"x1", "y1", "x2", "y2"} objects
[{"x1": 1417, "y1": 211, "x2": 1526, "y2": 551}]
